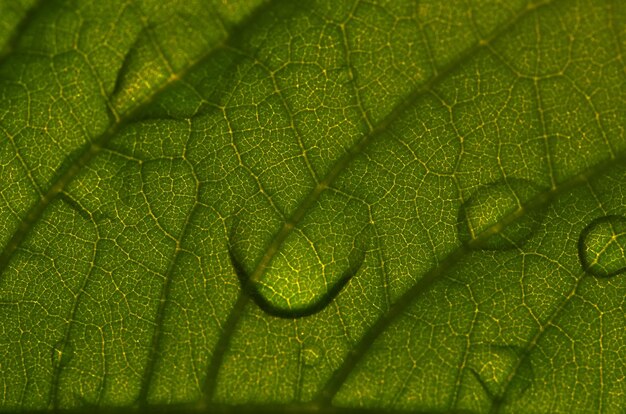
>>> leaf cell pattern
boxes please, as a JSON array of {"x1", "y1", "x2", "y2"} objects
[{"x1": 0, "y1": 0, "x2": 624, "y2": 413}]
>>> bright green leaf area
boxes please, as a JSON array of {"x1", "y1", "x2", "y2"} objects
[{"x1": 0, "y1": 0, "x2": 624, "y2": 412}]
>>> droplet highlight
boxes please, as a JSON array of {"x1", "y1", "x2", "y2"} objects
[
  {"x1": 458, "y1": 178, "x2": 545, "y2": 250},
  {"x1": 578, "y1": 215, "x2": 626, "y2": 278}
]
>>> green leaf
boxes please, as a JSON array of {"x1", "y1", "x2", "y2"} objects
[{"x1": 0, "y1": 0, "x2": 624, "y2": 412}]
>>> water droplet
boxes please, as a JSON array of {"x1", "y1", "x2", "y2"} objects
[
  {"x1": 469, "y1": 345, "x2": 532, "y2": 402},
  {"x1": 302, "y1": 342, "x2": 322, "y2": 367},
  {"x1": 51, "y1": 340, "x2": 74, "y2": 368},
  {"x1": 458, "y1": 178, "x2": 545, "y2": 250},
  {"x1": 231, "y1": 192, "x2": 370, "y2": 318},
  {"x1": 578, "y1": 215, "x2": 626, "y2": 278}
]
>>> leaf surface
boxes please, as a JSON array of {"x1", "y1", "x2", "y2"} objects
[{"x1": 0, "y1": 0, "x2": 624, "y2": 412}]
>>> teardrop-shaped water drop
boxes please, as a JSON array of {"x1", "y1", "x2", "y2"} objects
[
  {"x1": 231, "y1": 191, "x2": 370, "y2": 318},
  {"x1": 458, "y1": 178, "x2": 546, "y2": 250},
  {"x1": 578, "y1": 215, "x2": 626, "y2": 278}
]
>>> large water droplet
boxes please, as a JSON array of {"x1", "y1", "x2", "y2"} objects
[
  {"x1": 458, "y1": 178, "x2": 545, "y2": 250},
  {"x1": 231, "y1": 192, "x2": 370, "y2": 318},
  {"x1": 578, "y1": 215, "x2": 626, "y2": 278}
]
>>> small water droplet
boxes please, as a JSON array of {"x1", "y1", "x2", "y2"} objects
[
  {"x1": 469, "y1": 345, "x2": 532, "y2": 402},
  {"x1": 302, "y1": 343, "x2": 322, "y2": 367},
  {"x1": 578, "y1": 215, "x2": 626, "y2": 278},
  {"x1": 458, "y1": 178, "x2": 545, "y2": 250},
  {"x1": 51, "y1": 340, "x2": 74, "y2": 368}
]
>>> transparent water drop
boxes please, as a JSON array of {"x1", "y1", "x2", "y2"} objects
[
  {"x1": 578, "y1": 215, "x2": 626, "y2": 278},
  {"x1": 469, "y1": 345, "x2": 532, "y2": 403},
  {"x1": 458, "y1": 178, "x2": 546, "y2": 250},
  {"x1": 231, "y1": 192, "x2": 370, "y2": 318}
]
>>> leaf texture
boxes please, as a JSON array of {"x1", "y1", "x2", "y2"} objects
[{"x1": 0, "y1": 0, "x2": 624, "y2": 413}]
